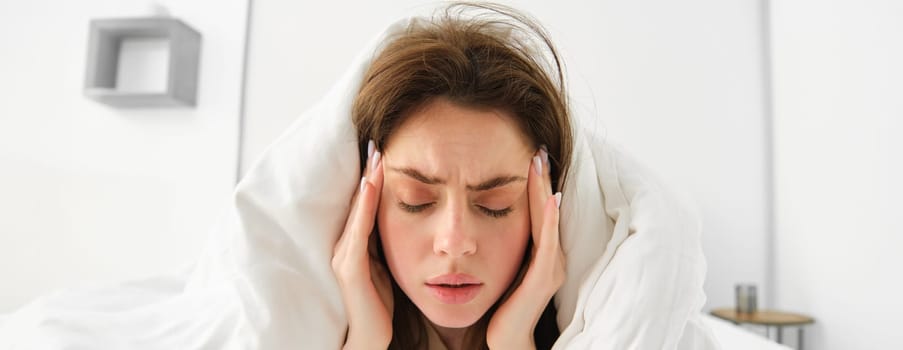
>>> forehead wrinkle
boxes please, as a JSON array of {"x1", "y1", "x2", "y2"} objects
[
  {"x1": 388, "y1": 165, "x2": 526, "y2": 192},
  {"x1": 381, "y1": 97, "x2": 535, "y2": 193}
]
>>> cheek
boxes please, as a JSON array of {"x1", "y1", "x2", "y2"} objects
[
  {"x1": 480, "y1": 210, "x2": 531, "y2": 283},
  {"x1": 376, "y1": 201, "x2": 427, "y2": 287}
]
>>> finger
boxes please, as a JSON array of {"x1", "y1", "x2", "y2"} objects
[
  {"x1": 540, "y1": 145, "x2": 552, "y2": 196},
  {"x1": 343, "y1": 140, "x2": 379, "y2": 238},
  {"x1": 528, "y1": 147, "x2": 552, "y2": 242},
  {"x1": 527, "y1": 150, "x2": 543, "y2": 239},
  {"x1": 349, "y1": 150, "x2": 384, "y2": 253},
  {"x1": 366, "y1": 147, "x2": 385, "y2": 201},
  {"x1": 361, "y1": 140, "x2": 385, "y2": 210},
  {"x1": 523, "y1": 193, "x2": 561, "y2": 291},
  {"x1": 537, "y1": 192, "x2": 561, "y2": 256},
  {"x1": 334, "y1": 176, "x2": 369, "y2": 266}
]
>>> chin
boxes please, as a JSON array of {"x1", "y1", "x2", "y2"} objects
[{"x1": 420, "y1": 304, "x2": 486, "y2": 328}]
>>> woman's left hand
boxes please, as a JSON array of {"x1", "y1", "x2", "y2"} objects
[{"x1": 487, "y1": 147, "x2": 566, "y2": 349}]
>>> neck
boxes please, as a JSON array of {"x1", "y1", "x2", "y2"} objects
[{"x1": 428, "y1": 320, "x2": 470, "y2": 350}]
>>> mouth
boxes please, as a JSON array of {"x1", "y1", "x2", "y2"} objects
[{"x1": 425, "y1": 273, "x2": 483, "y2": 304}]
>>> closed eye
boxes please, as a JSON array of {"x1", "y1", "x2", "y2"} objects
[
  {"x1": 477, "y1": 206, "x2": 512, "y2": 218},
  {"x1": 398, "y1": 201, "x2": 512, "y2": 218},
  {"x1": 398, "y1": 201, "x2": 433, "y2": 213}
]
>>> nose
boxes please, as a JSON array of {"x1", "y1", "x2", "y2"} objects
[{"x1": 432, "y1": 201, "x2": 477, "y2": 258}]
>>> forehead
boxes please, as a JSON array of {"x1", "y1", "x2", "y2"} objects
[{"x1": 383, "y1": 98, "x2": 533, "y2": 176}]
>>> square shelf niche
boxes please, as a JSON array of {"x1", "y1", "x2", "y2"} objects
[{"x1": 84, "y1": 17, "x2": 201, "y2": 107}]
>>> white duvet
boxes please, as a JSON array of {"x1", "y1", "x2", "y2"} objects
[{"x1": 0, "y1": 17, "x2": 720, "y2": 349}]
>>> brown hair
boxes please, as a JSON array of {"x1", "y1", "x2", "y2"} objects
[{"x1": 352, "y1": 2, "x2": 572, "y2": 349}]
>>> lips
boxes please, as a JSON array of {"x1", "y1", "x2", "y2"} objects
[{"x1": 425, "y1": 273, "x2": 483, "y2": 304}]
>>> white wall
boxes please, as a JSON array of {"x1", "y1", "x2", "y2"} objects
[
  {"x1": 771, "y1": 0, "x2": 903, "y2": 348},
  {"x1": 241, "y1": 0, "x2": 771, "y2": 314},
  {"x1": 0, "y1": 0, "x2": 247, "y2": 312}
]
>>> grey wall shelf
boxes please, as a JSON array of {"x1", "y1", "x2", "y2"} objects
[{"x1": 84, "y1": 17, "x2": 201, "y2": 108}]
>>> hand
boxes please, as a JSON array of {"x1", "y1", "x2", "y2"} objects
[
  {"x1": 332, "y1": 141, "x2": 394, "y2": 350},
  {"x1": 487, "y1": 147, "x2": 566, "y2": 349}
]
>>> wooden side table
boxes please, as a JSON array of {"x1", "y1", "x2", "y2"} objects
[{"x1": 710, "y1": 308, "x2": 815, "y2": 349}]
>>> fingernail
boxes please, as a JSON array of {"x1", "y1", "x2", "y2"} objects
[
  {"x1": 554, "y1": 192, "x2": 562, "y2": 208},
  {"x1": 360, "y1": 176, "x2": 367, "y2": 192},
  {"x1": 533, "y1": 155, "x2": 542, "y2": 175},
  {"x1": 540, "y1": 148, "x2": 549, "y2": 168},
  {"x1": 371, "y1": 151, "x2": 381, "y2": 170},
  {"x1": 367, "y1": 140, "x2": 375, "y2": 159}
]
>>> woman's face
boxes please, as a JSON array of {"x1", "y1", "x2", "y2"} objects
[{"x1": 377, "y1": 98, "x2": 533, "y2": 328}]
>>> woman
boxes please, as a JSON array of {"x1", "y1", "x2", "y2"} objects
[
  {"x1": 332, "y1": 3, "x2": 572, "y2": 349},
  {"x1": 0, "y1": 4, "x2": 717, "y2": 350}
]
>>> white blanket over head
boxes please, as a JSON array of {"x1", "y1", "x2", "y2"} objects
[{"x1": 0, "y1": 17, "x2": 719, "y2": 350}]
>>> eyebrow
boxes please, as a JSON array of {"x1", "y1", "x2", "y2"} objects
[{"x1": 389, "y1": 166, "x2": 526, "y2": 192}]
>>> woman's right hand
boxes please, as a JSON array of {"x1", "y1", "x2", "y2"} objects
[{"x1": 332, "y1": 141, "x2": 393, "y2": 349}]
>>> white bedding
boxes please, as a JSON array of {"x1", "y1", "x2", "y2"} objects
[
  {"x1": 1, "y1": 13, "x2": 720, "y2": 350},
  {"x1": 0, "y1": 312, "x2": 782, "y2": 349},
  {"x1": 0, "y1": 312, "x2": 778, "y2": 349}
]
